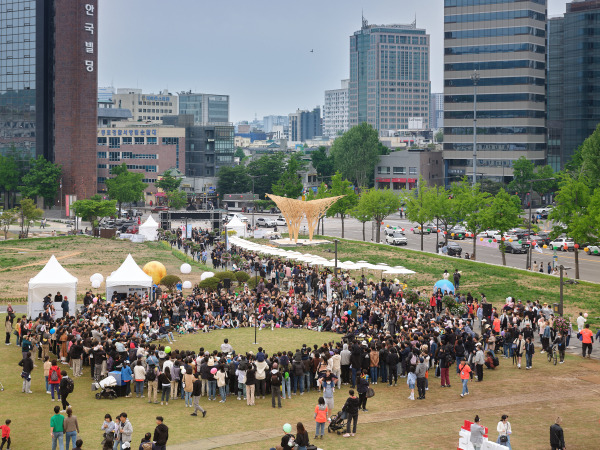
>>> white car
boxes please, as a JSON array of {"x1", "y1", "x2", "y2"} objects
[
  {"x1": 256, "y1": 217, "x2": 276, "y2": 227},
  {"x1": 482, "y1": 230, "x2": 500, "y2": 238},
  {"x1": 549, "y1": 237, "x2": 574, "y2": 251},
  {"x1": 275, "y1": 216, "x2": 287, "y2": 227},
  {"x1": 386, "y1": 231, "x2": 408, "y2": 246},
  {"x1": 224, "y1": 213, "x2": 249, "y2": 223},
  {"x1": 587, "y1": 245, "x2": 600, "y2": 256},
  {"x1": 492, "y1": 233, "x2": 518, "y2": 242}
]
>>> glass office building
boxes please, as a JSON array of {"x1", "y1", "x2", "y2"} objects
[
  {"x1": 547, "y1": 0, "x2": 600, "y2": 170},
  {"x1": 443, "y1": 0, "x2": 547, "y2": 183},
  {"x1": 179, "y1": 93, "x2": 229, "y2": 125},
  {"x1": 348, "y1": 18, "x2": 430, "y2": 133}
]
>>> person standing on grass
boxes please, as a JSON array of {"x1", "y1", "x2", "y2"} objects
[
  {"x1": 415, "y1": 357, "x2": 427, "y2": 400},
  {"x1": 314, "y1": 397, "x2": 328, "y2": 440},
  {"x1": 182, "y1": 367, "x2": 194, "y2": 407},
  {"x1": 0, "y1": 419, "x2": 11, "y2": 450},
  {"x1": 50, "y1": 405, "x2": 64, "y2": 450},
  {"x1": 48, "y1": 359, "x2": 62, "y2": 401},
  {"x1": 459, "y1": 358, "x2": 471, "y2": 398},
  {"x1": 190, "y1": 373, "x2": 207, "y2": 418},
  {"x1": 513, "y1": 333, "x2": 525, "y2": 369},
  {"x1": 356, "y1": 369, "x2": 370, "y2": 411},
  {"x1": 4, "y1": 315, "x2": 12, "y2": 345},
  {"x1": 269, "y1": 363, "x2": 282, "y2": 408},
  {"x1": 18, "y1": 350, "x2": 34, "y2": 394},
  {"x1": 470, "y1": 415, "x2": 485, "y2": 450},
  {"x1": 319, "y1": 369, "x2": 337, "y2": 413},
  {"x1": 342, "y1": 389, "x2": 360, "y2": 438},
  {"x1": 63, "y1": 407, "x2": 79, "y2": 450},
  {"x1": 407, "y1": 366, "x2": 416, "y2": 400},
  {"x1": 153, "y1": 416, "x2": 168, "y2": 450},
  {"x1": 133, "y1": 360, "x2": 146, "y2": 398},
  {"x1": 117, "y1": 413, "x2": 133, "y2": 450},
  {"x1": 245, "y1": 363, "x2": 256, "y2": 406},
  {"x1": 158, "y1": 367, "x2": 171, "y2": 406},
  {"x1": 580, "y1": 323, "x2": 594, "y2": 358},
  {"x1": 59, "y1": 370, "x2": 73, "y2": 412},
  {"x1": 496, "y1": 414, "x2": 512, "y2": 449},
  {"x1": 139, "y1": 432, "x2": 155, "y2": 450},
  {"x1": 146, "y1": 363, "x2": 159, "y2": 404},
  {"x1": 121, "y1": 361, "x2": 132, "y2": 398},
  {"x1": 550, "y1": 417, "x2": 566, "y2": 450},
  {"x1": 524, "y1": 337, "x2": 535, "y2": 369},
  {"x1": 216, "y1": 364, "x2": 228, "y2": 403}
]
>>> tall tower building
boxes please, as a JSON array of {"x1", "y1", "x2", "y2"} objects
[
  {"x1": 443, "y1": 0, "x2": 547, "y2": 183},
  {"x1": 178, "y1": 93, "x2": 229, "y2": 125},
  {"x1": 288, "y1": 107, "x2": 322, "y2": 142},
  {"x1": 348, "y1": 17, "x2": 430, "y2": 134},
  {"x1": 548, "y1": 0, "x2": 600, "y2": 171},
  {"x1": 323, "y1": 79, "x2": 349, "y2": 137},
  {"x1": 0, "y1": 0, "x2": 99, "y2": 200},
  {"x1": 430, "y1": 93, "x2": 444, "y2": 129}
]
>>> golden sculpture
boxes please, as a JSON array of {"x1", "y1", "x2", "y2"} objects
[{"x1": 267, "y1": 194, "x2": 343, "y2": 242}]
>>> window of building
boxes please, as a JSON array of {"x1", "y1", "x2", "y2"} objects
[
  {"x1": 97, "y1": 137, "x2": 107, "y2": 145},
  {"x1": 109, "y1": 137, "x2": 120, "y2": 148},
  {"x1": 377, "y1": 166, "x2": 391, "y2": 174},
  {"x1": 409, "y1": 167, "x2": 417, "y2": 175},
  {"x1": 134, "y1": 137, "x2": 144, "y2": 144},
  {"x1": 147, "y1": 137, "x2": 157, "y2": 145},
  {"x1": 97, "y1": 151, "x2": 107, "y2": 159},
  {"x1": 393, "y1": 166, "x2": 406, "y2": 175},
  {"x1": 122, "y1": 137, "x2": 132, "y2": 145},
  {"x1": 109, "y1": 152, "x2": 120, "y2": 162}
]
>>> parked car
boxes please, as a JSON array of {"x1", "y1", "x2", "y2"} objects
[
  {"x1": 275, "y1": 215, "x2": 287, "y2": 227},
  {"x1": 505, "y1": 241, "x2": 527, "y2": 254},
  {"x1": 386, "y1": 231, "x2": 408, "y2": 246},
  {"x1": 534, "y1": 233, "x2": 551, "y2": 246},
  {"x1": 151, "y1": 205, "x2": 169, "y2": 213},
  {"x1": 256, "y1": 217, "x2": 276, "y2": 227},
  {"x1": 439, "y1": 241, "x2": 462, "y2": 257},
  {"x1": 535, "y1": 206, "x2": 553, "y2": 218},
  {"x1": 549, "y1": 237, "x2": 574, "y2": 251},
  {"x1": 412, "y1": 223, "x2": 435, "y2": 235},
  {"x1": 384, "y1": 226, "x2": 397, "y2": 236},
  {"x1": 449, "y1": 226, "x2": 467, "y2": 240},
  {"x1": 481, "y1": 229, "x2": 500, "y2": 238},
  {"x1": 587, "y1": 244, "x2": 600, "y2": 255},
  {"x1": 125, "y1": 224, "x2": 139, "y2": 234}
]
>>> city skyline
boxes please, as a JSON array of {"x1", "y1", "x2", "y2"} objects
[{"x1": 98, "y1": 0, "x2": 572, "y2": 123}]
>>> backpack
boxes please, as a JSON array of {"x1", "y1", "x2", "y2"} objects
[
  {"x1": 492, "y1": 355, "x2": 500, "y2": 367},
  {"x1": 66, "y1": 378, "x2": 75, "y2": 393},
  {"x1": 141, "y1": 442, "x2": 153, "y2": 450},
  {"x1": 271, "y1": 372, "x2": 280, "y2": 385},
  {"x1": 50, "y1": 369, "x2": 59, "y2": 382},
  {"x1": 410, "y1": 354, "x2": 417, "y2": 366},
  {"x1": 146, "y1": 366, "x2": 156, "y2": 382}
]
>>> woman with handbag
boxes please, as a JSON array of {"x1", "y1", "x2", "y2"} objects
[{"x1": 496, "y1": 414, "x2": 512, "y2": 449}]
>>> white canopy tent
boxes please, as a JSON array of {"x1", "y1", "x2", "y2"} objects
[
  {"x1": 138, "y1": 215, "x2": 159, "y2": 241},
  {"x1": 105, "y1": 254, "x2": 153, "y2": 301},
  {"x1": 28, "y1": 255, "x2": 78, "y2": 318},
  {"x1": 226, "y1": 216, "x2": 247, "y2": 238}
]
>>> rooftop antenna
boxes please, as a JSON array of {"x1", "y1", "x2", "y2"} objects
[
  {"x1": 412, "y1": 13, "x2": 417, "y2": 28},
  {"x1": 362, "y1": 10, "x2": 368, "y2": 29}
]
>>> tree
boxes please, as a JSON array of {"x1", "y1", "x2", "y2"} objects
[
  {"x1": 429, "y1": 185, "x2": 456, "y2": 250},
  {"x1": 0, "y1": 153, "x2": 21, "y2": 209},
  {"x1": 479, "y1": 178, "x2": 505, "y2": 196},
  {"x1": 18, "y1": 198, "x2": 43, "y2": 238},
  {"x1": 580, "y1": 123, "x2": 600, "y2": 188},
  {"x1": 481, "y1": 188, "x2": 522, "y2": 266},
  {"x1": 326, "y1": 172, "x2": 358, "y2": 238},
  {"x1": 160, "y1": 274, "x2": 181, "y2": 292},
  {"x1": 357, "y1": 188, "x2": 401, "y2": 243},
  {"x1": 403, "y1": 178, "x2": 435, "y2": 251},
  {"x1": 532, "y1": 165, "x2": 558, "y2": 200},
  {"x1": 217, "y1": 165, "x2": 251, "y2": 196},
  {"x1": 507, "y1": 156, "x2": 535, "y2": 201},
  {"x1": 452, "y1": 180, "x2": 490, "y2": 260},
  {"x1": 166, "y1": 190, "x2": 187, "y2": 210},
  {"x1": 306, "y1": 182, "x2": 332, "y2": 234},
  {"x1": 330, "y1": 123, "x2": 387, "y2": 187},
  {"x1": 350, "y1": 204, "x2": 372, "y2": 242},
  {"x1": 155, "y1": 169, "x2": 182, "y2": 193},
  {"x1": 72, "y1": 195, "x2": 117, "y2": 231},
  {"x1": 105, "y1": 163, "x2": 148, "y2": 218},
  {"x1": 434, "y1": 130, "x2": 444, "y2": 143},
  {"x1": 247, "y1": 153, "x2": 286, "y2": 198},
  {"x1": 311, "y1": 146, "x2": 334, "y2": 179},
  {"x1": 20, "y1": 156, "x2": 62, "y2": 206},
  {"x1": 0, "y1": 208, "x2": 18, "y2": 240},
  {"x1": 548, "y1": 172, "x2": 595, "y2": 279},
  {"x1": 234, "y1": 147, "x2": 246, "y2": 160},
  {"x1": 271, "y1": 154, "x2": 304, "y2": 199}
]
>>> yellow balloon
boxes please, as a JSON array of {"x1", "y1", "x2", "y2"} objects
[
  {"x1": 479, "y1": 237, "x2": 483, "y2": 241},
  {"x1": 584, "y1": 247, "x2": 589, "y2": 252},
  {"x1": 543, "y1": 244, "x2": 548, "y2": 249},
  {"x1": 143, "y1": 261, "x2": 167, "y2": 285},
  {"x1": 509, "y1": 238, "x2": 513, "y2": 242},
  {"x1": 451, "y1": 233, "x2": 455, "y2": 237}
]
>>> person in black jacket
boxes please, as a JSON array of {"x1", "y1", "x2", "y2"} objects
[
  {"x1": 59, "y1": 370, "x2": 71, "y2": 412},
  {"x1": 190, "y1": 374, "x2": 206, "y2": 417},
  {"x1": 153, "y1": 416, "x2": 168, "y2": 450},
  {"x1": 356, "y1": 369, "x2": 370, "y2": 412},
  {"x1": 294, "y1": 422, "x2": 309, "y2": 449},
  {"x1": 387, "y1": 347, "x2": 399, "y2": 386},
  {"x1": 550, "y1": 417, "x2": 565, "y2": 450},
  {"x1": 342, "y1": 389, "x2": 360, "y2": 437},
  {"x1": 349, "y1": 342, "x2": 362, "y2": 388},
  {"x1": 18, "y1": 351, "x2": 34, "y2": 393}
]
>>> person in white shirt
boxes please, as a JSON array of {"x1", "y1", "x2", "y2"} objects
[
  {"x1": 221, "y1": 339, "x2": 234, "y2": 354},
  {"x1": 576, "y1": 312, "x2": 586, "y2": 332},
  {"x1": 496, "y1": 414, "x2": 512, "y2": 449}
]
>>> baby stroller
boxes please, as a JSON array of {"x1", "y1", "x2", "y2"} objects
[
  {"x1": 328, "y1": 410, "x2": 347, "y2": 435},
  {"x1": 92, "y1": 375, "x2": 118, "y2": 400}
]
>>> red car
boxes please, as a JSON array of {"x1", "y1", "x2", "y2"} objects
[
  {"x1": 126, "y1": 225, "x2": 139, "y2": 234},
  {"x1": 151, "y1": 206, "x2": 169, "y2": 213}
]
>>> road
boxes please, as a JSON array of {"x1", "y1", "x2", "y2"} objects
[{"x1": 247, "y1": 212, "x2": 600, "y2": 284}]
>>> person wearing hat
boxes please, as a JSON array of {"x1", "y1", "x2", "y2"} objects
[{"x1": 496, "y1": 414, "x2": 512, "y2": 448}]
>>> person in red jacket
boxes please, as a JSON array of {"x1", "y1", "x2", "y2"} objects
[
  {"x1": 48, "y1": 359, "x2": 62, "y2": 402},
  {"x1": 0, "y1": 419, "x2": 11, "y2": 450}
]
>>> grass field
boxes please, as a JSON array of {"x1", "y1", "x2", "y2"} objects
[{"x1": 1, "y1": 323, "x2": 599, "y2": 449}]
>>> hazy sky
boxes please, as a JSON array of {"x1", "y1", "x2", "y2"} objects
[{"x1": 99, "y1": 0, "x2": 570, "y2": 123}]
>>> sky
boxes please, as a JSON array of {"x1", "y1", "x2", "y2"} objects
[{"x1": 99, "y1": 0, "x2": 570, "y2": 123}]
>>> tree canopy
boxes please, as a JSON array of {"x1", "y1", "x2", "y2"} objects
[
  {"x1": 18, "y1": 198, "x2": 43, "y2": 238},
  {"x1": 311, "y1": 146, "x2": 335, "y2": 180},
  {"x1": 105, "y1": 163, "x2": 147, "y2": 216},
  {"x1": 326, "y1": 172, "x2": 358, "y2": 238},
  {"x1": 271, "y1": 154, "x2": 305, "y2": 199},
  {"x1": 19, "y1": 155, "x2": 62, "y2": 206},
  {"x1": 155, "y1": 169, "x2": 182, "y2": 193},
  {"x1": 579, "y1": 123, "x2": 600, "y2": 188},
  {"x1": 480, "y1": 188, "x2": 522, "y2": 266},
  {"x1": 357, "y1": 188, "x2": 401, "y2": 242},
  {"x1": 403, "y1": 179, "x2": 435, "y2": 251},
  {"x1": 72, "y1": 194, "x2": 117, "y2": 229},
  {"x1": 216, "y1": 165, "x2": 252, "y2": 196},
  {"x1": 247, "y1": 153, "x2": 287, "y2": 198}
]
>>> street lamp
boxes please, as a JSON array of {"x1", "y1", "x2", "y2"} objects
[
  {"x1": 524, "y1": 177, "x2": 555, "y2": 270},
  {"x1": 471, "y1": 70, "x2": 480, "y2": 187},
  {"x1": 559, "y1": 265, "x2": 572, "y2": 316},
  {"x1": 249, "y1": 175, "x2": 262, "y2": 230}
]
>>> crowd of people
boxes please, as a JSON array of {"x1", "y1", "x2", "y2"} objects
[{"x1": 3, "y1": 235, "x2": 594, "y2": 449}]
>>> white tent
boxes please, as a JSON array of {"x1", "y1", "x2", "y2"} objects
[
  {"x1": 105, "y1": 254, "x2": 153, "y2": 300},
  {"x1": 226, "y1": 216, "x2": 247, "y2": 238},
  {"x1": 28, "y1": 255, "x2": 78, "y2": 318},
  {"x1": 138, "y1": 215, "x2": 159, "y2": 241}
]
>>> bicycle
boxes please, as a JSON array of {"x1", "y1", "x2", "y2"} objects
[{"x1": 547, "y1": 344, "x2": 558, "y2": 365}]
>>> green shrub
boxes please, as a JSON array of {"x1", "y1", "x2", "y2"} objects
[
  {"x1": 235, "y1": 271, "x2": 250, "y2": 283},
  {"x1": 404, "y1": 291, "x2": 419, "y2": 304},
  {"x1": 198, "y1": 277, "x2": 219, "y2": 292},
  {"x1": 160, "y1": 274, "x2": 182, "y2": 292},
  {"x1": 247, "y1": 276, "x2": 259, "y2": 290},
  {"x1": 214, "y1": 271, "x2": 236, "y2": 281}
]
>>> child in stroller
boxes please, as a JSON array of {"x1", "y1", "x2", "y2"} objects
[
  {"x1": 328, "y1": 410, "x2": 348, "y2": 435},
  {"x1": 92, "y1": 375, "x2": 118, "y2": 400}
]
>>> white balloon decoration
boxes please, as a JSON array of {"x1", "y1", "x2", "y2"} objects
[
  {"x1": 91, "y1": 279, "x2": 101, "y2": 289},
  {"x1": 180, "y1": 263, "x2": 192, "y2": 274},
  {"x1": 200, "y1": 272, "x2": 215, "y2": 281},
  {"x1": 90, "y1": 273, "x2": 104, "y2": 283},
  {"x1": 182, "y1": 280, "x2": 192, "y2": 289}
]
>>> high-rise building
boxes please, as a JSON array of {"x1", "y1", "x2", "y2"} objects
[
  {"x1": 178, "y1": 92, "x2": 229, "y2": 124},
  {"x1": 0, "y1": 0, "x2": 99, "y2": 200},
  {"x1": 263, "y1": 115, "x2": 289, "y2": 134},
  {"x1": 288, "y1": 107, "x2": 322, "y2": 142},
  {"x1": 430, "y1": 93, "x2": 444, "y2": 130},
  {"x1": 323, "y1": 79, "x2": 349, "y2": 137},
  {"x1": 348, "y1": 17, "x2": 430, "y2": 134},
  {"x1": 163, "y1": 115, "x2": 235, "y2": 177},
  {"x1": 547, "y1": 0, "x2": 600, "y2": 171},
  {"x1": 112, "y1": 89, "x2": 178, "y2": 123},
  {"x1": 443, "y1": 0, "x2": 547, "y2": 183}
]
